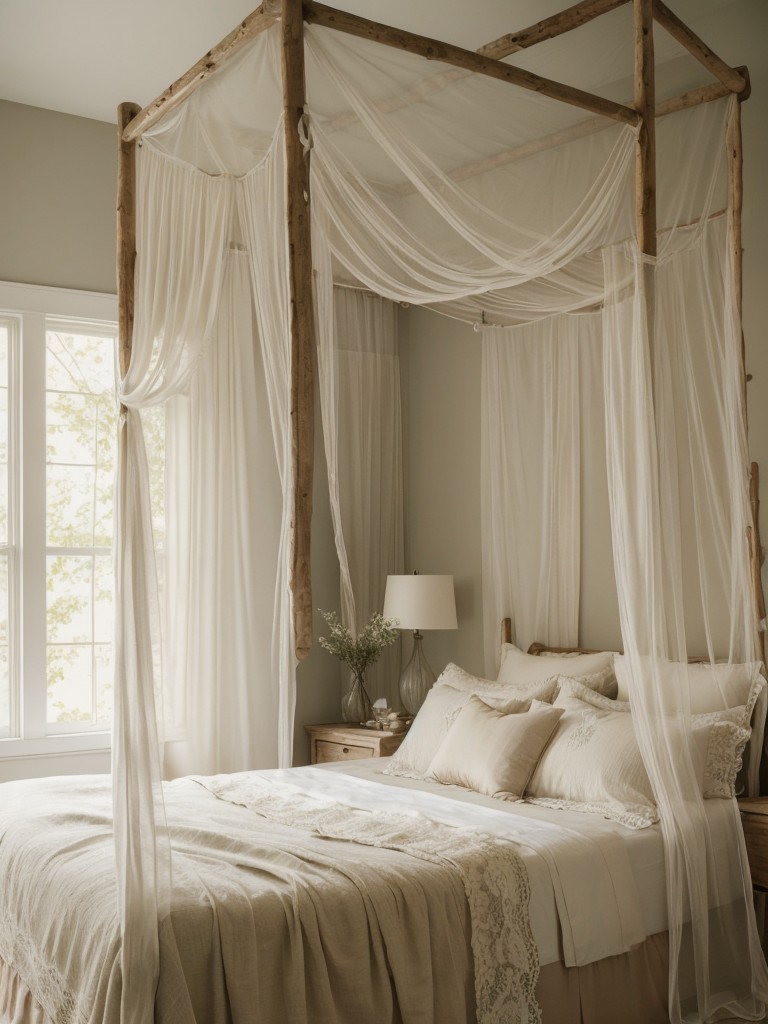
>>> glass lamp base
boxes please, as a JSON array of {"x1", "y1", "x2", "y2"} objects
[{"x1": 399, "y1": 632, "x2": 436, "y2": 715}]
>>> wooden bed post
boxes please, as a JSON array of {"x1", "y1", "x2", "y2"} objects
[
  {"x1": 117, "y1": 102, "x2": 141, "y2": 378},
  {"x1": 634, "y1": 0, "x2": 656, "y2": 261},
  {"x1": 281, "y1": 0, "x2": 315, "y2": 661},
  {"x1": 727, "y1": 98, "x2": 767, "y2": 665}
]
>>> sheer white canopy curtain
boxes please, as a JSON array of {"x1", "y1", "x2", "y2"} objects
[{"x1": 115, "y1": 13, "x2": 765, "y2": 1021}]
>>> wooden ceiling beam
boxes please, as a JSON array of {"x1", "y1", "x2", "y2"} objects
[
  {"x1": 304, "y1": 1, "x2": 640, "y2": 126},
  {"x1": 653, "y1": 0, "x2": 748, "y2": 95},
  {"x1": 478, "y1": 0, "x2": 630, "y2": 60}
]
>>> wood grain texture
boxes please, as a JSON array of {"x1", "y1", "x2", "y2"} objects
[
  {"x1": 479, "y1": 0, "x2": 629, "y2": 59},
  {"x1": 282, "y1": 0, "x2": 315, "y2": 661},
  {"x1": 305, "y1": 723, "x2": 406, "y2": 763},
  {"x1": 634, "y1": 0, "x2": 656, "y2": 259},
  {"x1": 653, "y1": 0, "x2": 747, "y2": 95},
  {"x1": 122, "y1": 3, "x2": 280, "y2": 142},
  {"x1": 116, "y1": 102, "x2": 141, "y2": 380},
  {"x1": 304, "y1": 1, "x2": 640, "y2": 126},
  {"x1": 739, "y1": 799, "x2": 768, "y2": 889}
]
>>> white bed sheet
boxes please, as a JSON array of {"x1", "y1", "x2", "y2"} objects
[{"x1": 261, "y1": 756, "x2": 682, "y2": 967}]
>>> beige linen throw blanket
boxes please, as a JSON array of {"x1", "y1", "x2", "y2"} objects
[{"x1": 0, "y1": 773, "x2": 541, "y2": 1024}]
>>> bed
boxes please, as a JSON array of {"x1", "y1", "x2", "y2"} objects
[
  {"x1": 0, "y1": 760, "x2": 673, "y2": 1024},
  {"x1": 1, "y1": 641, "x2": 762, "y2": 1024}
]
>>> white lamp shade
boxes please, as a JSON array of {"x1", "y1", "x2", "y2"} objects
[{"x1": 383, "y1": 575, "x2": 457, "y2": 631}]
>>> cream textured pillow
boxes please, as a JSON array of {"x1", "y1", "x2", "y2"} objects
[
  {"x1": 498, "y1": 643, "x2": 618, "y2": 698},
  {"x1": 525, "y1": 686, "x2": 658, "y2": 828},
  {"x1": 614, "y1": 656, "x2": 764, "y2": 720},
  {"x1": 555, "y1": 678, "x2": 750, "y2": 800},
  {"x1": 383, "y1": 665, "x2": 558, "y2": 781},
  {"x1": 426, "y1": 697, "x2": 564, "y2": 800}
]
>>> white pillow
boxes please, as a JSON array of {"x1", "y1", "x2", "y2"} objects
[
  {"x1": 383, "y1": 665, "x2": 558, "y2": 781},
  {"x1": 498, "y1": 643, "x2": 617, "y2": 698},
  {"x1": 556, "y1": 678, "x2": 750, "y2": 800},
  {"x1": 614, "y1": 655, "x2": 764, "y2": 722},
  {"x1": 426, "y1": 697, "x2": 564, "y2": 800},
  {"x1": 525, "y1": 686, "x2": 658, "y2": 829}
]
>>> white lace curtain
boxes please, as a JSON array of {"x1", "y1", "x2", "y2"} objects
[{"x1": 115, "y1": 19, "x2": 768, "y2": 1022}]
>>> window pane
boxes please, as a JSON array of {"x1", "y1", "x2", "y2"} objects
[
  {"x1": 46, "y1": 329, "x2": 117, "y2": 549},
  {"x1": 46, "y1": 324, "x2": 117, "y2": 729},
  {"x1": 0, "y1": 556, "x2": 8, "y2": 736},
  {"x1": 0, "y1": 323, "x2": 11, "y2": 735},
  {"x1": 47, "y1": 644, "x2": 93, "y2": 725}
]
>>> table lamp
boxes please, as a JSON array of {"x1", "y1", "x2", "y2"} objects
[{"x1": 383, "y1": 573, "x2": 458, "y2": 714}]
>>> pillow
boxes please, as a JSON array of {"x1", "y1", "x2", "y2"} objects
[
  {"x1": 692, "y1": 709, "x2": 751, "y2": 798},
  {"x1": 525, "y1": 686, "x2": 658, "y2": 828},
  {"x1": 498, "y1": 643, "x2": 618, "y2": 698},
  {"x1": 614, "y1": 656, "x2": 764, "y2": 722},
  {"x1": 382, "y1": 664, "x2": 558, "y2": 781},
  {"x1": 556, "y1": 677, "x2": 750, "y2": 800},
  {"x1": 426, "y1": 697, "x2": 564, "y2": 800}
]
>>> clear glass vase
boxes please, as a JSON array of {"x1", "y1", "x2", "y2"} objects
[{"x1": 341, "y1": 673, "x2": 374, "y2": 724}]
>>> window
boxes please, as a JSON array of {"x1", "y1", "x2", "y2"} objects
[
  {"x1": 0, "y1": 283, "x2": 119, "y2": 757},
  {"x1": 46, "y1": 321, "x2": 117, "y2": 730}
]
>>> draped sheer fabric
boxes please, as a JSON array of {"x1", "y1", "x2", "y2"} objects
[
  {"x1": 115, "y1": 16, "x2": 767, "y2": 1022},
  {"x1": 323, "y1": 288, "x2": 404, "y2": 706}
]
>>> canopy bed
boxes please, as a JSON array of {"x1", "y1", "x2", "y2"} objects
[{"x1": 2, "y1": 1, "x2": 768, "y2": 1022}]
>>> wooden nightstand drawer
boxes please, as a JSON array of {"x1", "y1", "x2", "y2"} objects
[
  {"x1": 306, "y1": 723, "x2": 407, "y2": 765},
  {"x1": 316, "y1": 739, "x2": 374, "y2": 762},
  {"x1": 739, "y1": 799, "x2": 768, "y2": 890}
]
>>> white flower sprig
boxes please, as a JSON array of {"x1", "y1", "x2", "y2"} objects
[{"x1": 318, "y1": 610, "x2": 399, "y2": 677}]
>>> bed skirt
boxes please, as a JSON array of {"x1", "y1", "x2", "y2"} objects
[{"x1": 0, "y1": 932, "x2": 670, "y2": 1024}]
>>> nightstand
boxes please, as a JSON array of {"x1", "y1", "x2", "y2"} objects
[
  {"x1": 739, "y1": 798, "x2": 768, "y2": 891},
  {"x1": 305, "y1": 723, "x2": 406, "y2": 765}
]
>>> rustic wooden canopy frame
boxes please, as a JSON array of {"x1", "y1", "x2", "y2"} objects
[{"x1": 116, "y1": 0, "x2": 764, "y2": 664}]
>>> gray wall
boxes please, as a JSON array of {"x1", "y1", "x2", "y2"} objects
[{"x1": 0, "y1": 100, "x2": 117, "y2": 293}]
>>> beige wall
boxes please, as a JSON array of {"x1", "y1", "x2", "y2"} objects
[
  {"x1": 400, "y1": 0, "x2": 768, "y2": 676},
  {"x1": 0, "y1": 100, "x2": 117, "y2": 294}
]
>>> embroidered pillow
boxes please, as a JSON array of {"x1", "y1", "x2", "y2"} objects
[
  {"x1": 498, "y1": 643, "x2": 618, "y2": 698},
  {"x1": 382, "y1": 665, "x2": 557, "y2": 781},
  {"x1": 556, "y1": 678, "x2": 750, "y2": 800},
  {"x1": 426, "y1": 697, "x2": 564, "y2": 800},
  {"x1": 525, "y1": 687, "x2": 658, "y2": 829}
]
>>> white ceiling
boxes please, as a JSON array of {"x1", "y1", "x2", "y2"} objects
[{"x1": 0, "y1": 0, "x2": 746, "y2": 125}]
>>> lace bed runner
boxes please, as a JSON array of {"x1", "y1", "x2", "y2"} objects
[{"x1": 195, "y1": 773, "x2": 542, "y2": 1024}]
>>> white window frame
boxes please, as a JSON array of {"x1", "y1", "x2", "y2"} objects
[{"x1": 0, "y1": 281, "x2": 118, "y2": 760}]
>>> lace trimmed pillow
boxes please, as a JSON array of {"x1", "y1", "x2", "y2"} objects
[
  {"x1": 382, "y1": 663, "x2": 558, "y2": 781},
  {"x1": 498, "y1": 642, "x2": 618, "y2": 699},
  {"x1": 554, "y1": 678, "x2": 751, "y2": 800},
  {"x1": 426, "y1": 696, "x2": 564, "y2": 800},
  {"x1": 524, "y1": 683, "x2": 658, "y2": 829}
]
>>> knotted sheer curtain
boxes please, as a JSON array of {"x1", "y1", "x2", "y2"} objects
[{"x1": 115, "y1": 18, "x2": 768, "y2": 1022}]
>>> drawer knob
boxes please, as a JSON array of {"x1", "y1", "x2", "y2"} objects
[{"x1": 342, "y1": 746, "x2": 350, "y2": 753}]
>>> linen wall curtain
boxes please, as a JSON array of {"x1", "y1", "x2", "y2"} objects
[
  {"x1": 320, "y1": 287, "x2": 403, "y2": 707},
  {"x1": 480, "y1": 315, "x2": 600, "y2": 670}
]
